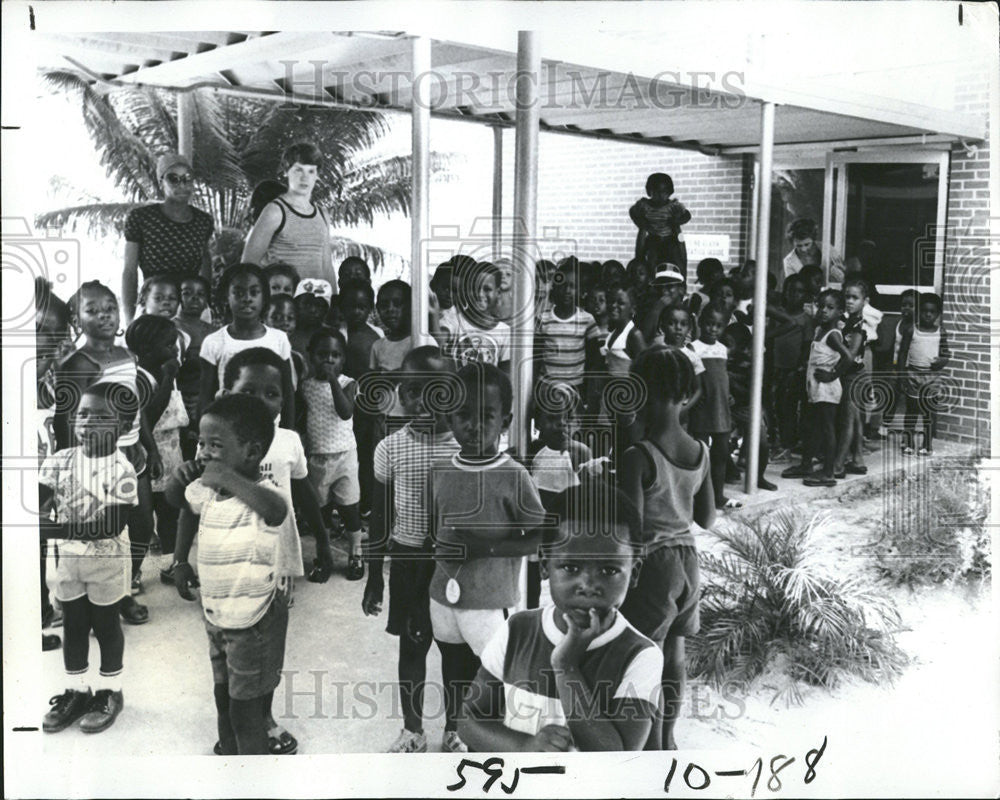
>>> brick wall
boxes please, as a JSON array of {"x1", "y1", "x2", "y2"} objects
[
  {"x1": 937, "y1": 79, "x2": 992, "y2": 453},
  {"x1": 501, "y1": 132, "x2": 751, "y2": 286},
  {"x1": 501, "y1": 98, "x2": 989, "y2": 452}
]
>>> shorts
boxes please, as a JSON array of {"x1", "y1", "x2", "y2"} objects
[
  {"x1": 120, "y1": 441, "x2": 148, "y2": 479},
  {"x1": 205, "y1": 591, "x2": 289, "y2": 701},
  {"x1": 308, "y1": 449, "x2": 361, "y2": 508},
  {"x1": 619, "y1": 543, "x2": 700, "y2": 643},
  {"x1": 387, "y1": 541, "x2": 435, "y2": 637},
  {"x1": 53, "y1": 534, "x2": 132, "y2": 606},
  {"x1": 430, "y1": 598, "x2": 509, "y2": 656}
]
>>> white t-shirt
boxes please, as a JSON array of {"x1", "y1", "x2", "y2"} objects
[
  {"x1": 258, "y1": 426, "x2": 309, "y2": 578},
  {"x1": 200, "y1": 325, "x2": 295, "y2": 390},
  {"x1": 443, "y1": 312, "x2": 511, "y2": 368}
]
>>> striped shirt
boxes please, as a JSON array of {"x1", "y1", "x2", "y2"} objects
[
  {"x1": 262, "y1": 197, "x2": 332, "y2": 285},
  {"x1": 373, "y1": 424, "x2": 461, "y2": 548},
  {"x1": 186, "y1": 477, "x2": 282, "y2": 629},
  {"x1": 537, "y1": 307, "x2": 600, "y2": 387},
  {"x1": 479, "y1": 606, "x2": 663, "y2": 741}
]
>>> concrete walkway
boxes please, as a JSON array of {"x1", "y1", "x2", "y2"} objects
[{"x1": 37, "y1": 434, "x2": 979, "y2": 758}]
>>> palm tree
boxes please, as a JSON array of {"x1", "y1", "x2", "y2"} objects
[{"x1": 37, "y1": 69, "x2": 452, "y2": 270}]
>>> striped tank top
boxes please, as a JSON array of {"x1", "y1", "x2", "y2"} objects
[{"x1": 263, "y1": 197, "x2": 333, "y2": 286}]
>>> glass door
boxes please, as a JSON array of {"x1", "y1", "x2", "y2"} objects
[{"x1": 824, "y1": 150, "x2": 950, "y2": 304}]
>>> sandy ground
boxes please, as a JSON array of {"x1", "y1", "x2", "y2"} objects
[{"x1": 34, "y1": 443, "x2": 996, "y2": 796}]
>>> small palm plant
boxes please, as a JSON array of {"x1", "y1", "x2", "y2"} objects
[{"x1": 690, "y1": 510, "x2": 908, "y2": 705}]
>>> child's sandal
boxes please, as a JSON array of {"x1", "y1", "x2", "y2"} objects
[
  {"x1": 268, "y1": 729, "x2": 298, "y2": 755},
  {"x1": 346, "y1": 555, "x2": 365, "y2": 581}
]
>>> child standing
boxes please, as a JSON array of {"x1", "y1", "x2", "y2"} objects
[
  {"x1": 619, "y1": 347, "x2": 715, "y2": 750},
  {"x1": 535, "y1": 262, "x2": 601, "y2": 402},
  {"x1": 370, "y1": 279, "x2": 413, "y2": 375},
  {"x1": 523, "y1": 381, "x2": 595, "y2": 609},
  {"x1": 166, "y1": 394, "x2": 290, "y2": 755},
  {"x1": 429, "y1": 364, "x2": 547, "y2": 753},
  {"x1": 199, "y1": 263, "x2": 295, "y2": 426},
  {"x1": 690, "y1": 258, "x2": 725, "y2": 320},
  {"x1": 832, "y1": 279, "x2": 869, "y2": 478},
  {"x1": 879, "y1": 289, "x2": 917, "y2": 427},
  {"x1": 602, "y1": 284, "x2": 647, "y2": 472},
  {"x1": 265, "y1": 294, "x2": 307, "y2": 381},
  {"x1": 174, "y1": 276, "x2": 217, "y2": 458},
  {"x1": 724, "y1": 324, "x2": 778, "y2": 491},
  {"x1": 461, "y1": 480, "x2": 664, "y2": 752},
  {"x1": 218, "y1": 347, "x2": 336, "y2": 755},
  {"x1": 765, "y1": 274, "x2": 813, "y2": 462},
  {"x1": 898, "y1": 292, "x2": 950, "y2": 456},
  {"x1": 300, "y1": 329, "x2": 365, "y2": 580},
  {"x1": 799, "y1": 290, "x2": 854, "y2": 487},
  {"x1": 658, "y1": 307, "x2": 704, "y2": 413},
  {"x1": 688, "y1": 302, "x2": 739, "y2": 510},
  {"x1": 125, "y1": 316, "x2": 189, "y2": 577},
  {"x1": 629, "y1": 173, "x2": 691, "y2": 278},
  {"x1": 263, "y1": 262, "x2": 300, "y2": 299},
  {"x1": 56, "y1": 281, "x2": 155, "y2": 624},
  {"x1": 440, "y1": 261, "x2": 511, "y2": 374},
  {"x1": 362, "y1": 346, "x2": 464, "y2": 753},
  {"x1": 39, "y1": 382, "x2": 139, "y2": 734},
  {"x1": 337, "y1": 278, "x2": 382, "y2": 522}
]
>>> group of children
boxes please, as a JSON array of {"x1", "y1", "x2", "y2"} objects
[{"x1": 34, "y1": 167, "x2": 951, "y2": 754}]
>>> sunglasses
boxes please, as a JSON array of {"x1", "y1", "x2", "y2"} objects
[{"x1": 164, "y1": 173, "x2": 194, "y2": 186}]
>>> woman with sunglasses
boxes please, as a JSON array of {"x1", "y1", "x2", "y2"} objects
[{"x1": 122, "y1": 154, "x2": 215, "y2": 325}]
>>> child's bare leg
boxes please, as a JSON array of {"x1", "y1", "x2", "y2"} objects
[
  {"x1": 230, "y1": 695, "x2": 268, "y2": 754},
  {"x1": 338, "y1": 503, "x2": 363, "y2": 557},
  {"x1": 400, "y1": 632, "x2": 433, "y2": 733},
  {"x1": 661, "y1": 635, "x2": 686, "y2": 750},
  {"x1": 214, "y1": 682, "x2": 237, "y2": 755}
]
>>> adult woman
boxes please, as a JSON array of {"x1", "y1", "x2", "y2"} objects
[
  {"x1": 122, "y1": 154, "x2": 214, "y2": 325},
  {"x1": 241, "y1": 142, "x2": 336, "y2": 297},
  {"x1": 782, "y1": 218, "x2": 844, "y2": 285}
]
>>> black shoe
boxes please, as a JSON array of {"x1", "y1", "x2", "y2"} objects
[
  {"x1": 42, "y1": 633, "x2": 62, "y2": 652},
  {"x1": 43, "y1": 689, "x2": 92, "y2": 733},
  {"x1": 78, "y1": 689, "x2": 124, "y2": 733},
  {"x1": 758, "y1": 477, "x2": 778, "y2": 491},
  {"x1": 120, "y1": 596, "x2": 149, "y2": 625},
  {"x1": 844, "y1": 462, "x2": 868, "y2": 475},
  {"x1": 781, "y1": 463, "x2": 812, "y2": 479},
  {"x1": 160, "y1": 564, "x2": 176, "y2": 585},
  {"x1": 803, "y1": 473, "x2": 837, "y2": 487},
  {"x1": 346, "y1": 555, "x2": 365, "y2": 581}
]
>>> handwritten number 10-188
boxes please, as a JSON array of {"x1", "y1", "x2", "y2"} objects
[{"x1": 664, "y1": 736, "x2": 827, "y2": 796}]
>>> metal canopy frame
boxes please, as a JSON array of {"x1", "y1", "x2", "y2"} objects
[{"x1": 38, "y1": 24, "x2": 989, "y2": 493}]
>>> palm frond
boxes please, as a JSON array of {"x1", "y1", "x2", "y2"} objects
[
  {"x1": 691, "y1": 509, "x2": 908, "y2": 700},
  {"x1": 35, "y1": 203, "x2": 139, "y2": 238},
  {"x1": 41, "y1": 70, "x2": 159, "y2": 201}
]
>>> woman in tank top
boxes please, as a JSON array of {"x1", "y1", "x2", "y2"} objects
[{"x1": 242, "y1": 142, "x2": 336, "y2": 296}]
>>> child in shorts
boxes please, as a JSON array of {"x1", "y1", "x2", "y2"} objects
[
  {"x1": 461, "y1": 480, "x2": 663, "y2": 752},
  {"x1": 166, "y1": 394, "x2": 290, "y2": 755},
  {"x1": 39, "y1": 382, "x2": 139, "y2": 734},
  {"x1": 362, "y1": 346, "x2": 463, "y2": 753},
  {"x1": 629, "y1": 173, "x2": 691, "y2": 278},
  {"x1": 429, "y1": 364, "x2": 547, "y2": 752},
  {"x1": 300, "y1": 329, "x2": 365, "y2": 580},
  {"x1": 619, "y1": 347, "x2": 715, "y2": 749}
]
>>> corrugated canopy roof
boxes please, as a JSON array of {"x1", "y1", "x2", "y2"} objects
[{"x1": 36, "y1": 13, "x2": 989, "y2": 155}]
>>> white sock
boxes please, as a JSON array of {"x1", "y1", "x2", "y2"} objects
[
  {"x1": 94, "y1": 671, "x2": 122, "y2": 693},
  {"x1": 69, "y1": 668, "x2": 91, "y2": 694}
]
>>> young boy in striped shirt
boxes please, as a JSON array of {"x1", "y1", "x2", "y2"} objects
[
  {"x1": 166, "y1": 394, "x2": 289, "y2": 755},
  {"x1": 461, "y1": 480, "x2": 662, "y2": 751},
  {"x1": 535, "y1": 261, "x2": 601, "y2": 404},
  {"x1": 362, "y1": 346, "x2": 463, "y2": 753}
]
